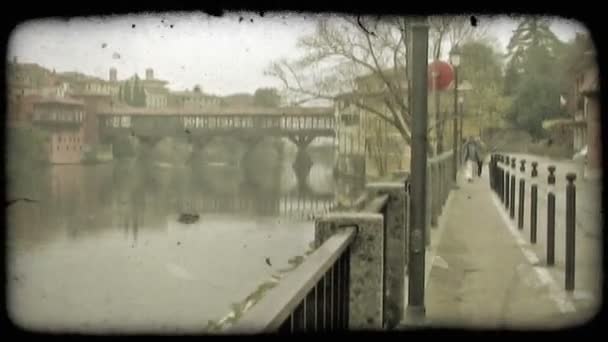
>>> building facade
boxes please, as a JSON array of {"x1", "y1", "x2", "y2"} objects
[
  {"x1": 334, "y1": 69, "x2": 411, "y2": 181},
  {"x1": 32, "y1": 98, "x2": 87, "y2": 164}
]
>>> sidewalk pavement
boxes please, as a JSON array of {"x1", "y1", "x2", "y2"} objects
[
  {"x1": 419, "y1": 167, "x2": 599, "y2": 329},
  {"x1": 493, "y1": 156, "x2": 602, "y2": 319}
]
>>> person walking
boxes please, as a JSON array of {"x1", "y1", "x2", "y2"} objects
[
  {"x1": 475, "y1": 137, "x2": 486, "y2": 176},
  {"x1": 462, "y1": 137, "x2": 481, "y2": 182}
]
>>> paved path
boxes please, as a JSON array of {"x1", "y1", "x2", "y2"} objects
[{"x1": 415, "y1": 165, "x2": 600, "y2": 329}]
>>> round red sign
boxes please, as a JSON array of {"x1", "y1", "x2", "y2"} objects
[{"x1": 428, "y1": 60, "x2": 454, "y2": 91}]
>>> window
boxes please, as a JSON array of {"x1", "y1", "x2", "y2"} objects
[{"x1": 341, "y1": 113, "x2": 360, "y2": 127}]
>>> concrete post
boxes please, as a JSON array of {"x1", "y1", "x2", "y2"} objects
[
  {"x1": 315, "y1": 213, "x2": 385, "y2": 330},
  {"x1": 366, "y1": 182, "x2": 407, "y2": 328}
]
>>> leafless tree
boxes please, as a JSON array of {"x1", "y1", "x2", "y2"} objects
[
  {"x1": 428, "y1": 15, "x2": 489, "y2": 153},
  {"x1": 266, "y1": 15, "x2": 488, "y2": 152},
  {"x1": 266, "y1": 15, "x2": 413, "y2": 143}
]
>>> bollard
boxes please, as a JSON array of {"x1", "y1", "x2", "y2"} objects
[
  {"x1": 490, "y1": 155, "x2": 495, "y2": 191},
  {"x1": 498, "y1": 155, "x2": 505, "y2": 204},
  {"x1": 510, "y1": 158, "x2": 516, "y2": 219},
  {"x1": 565, "y1": 173, "x2": 576, "y2": 291},
  {"x1": 505, "y1": 156, "x2": 511, "y2": 209},
  {"x1": 546, "y1": 166, "x2": 556, "y2": 266},
  {"x1": 530, "y1": 162, "x2": 538, "y2": 244},
  {"x1": 518, "y1": 160, "x2": 526, "y2": 229}
]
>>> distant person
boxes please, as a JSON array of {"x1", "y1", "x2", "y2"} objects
[
  {"x1": 475, "y1": 137, "x2": 486, "y2": 176},
  {"x1": 462, "y1": 137, "x2": 481, "y2": 182}
]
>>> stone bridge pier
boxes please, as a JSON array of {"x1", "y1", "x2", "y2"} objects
[
  {"x1": 287, "y1": 134, "x2": 315, "y2": 194},
  {"x1": 136, "y1": 135, "x2": 163, "y2": 161},
  {"x1": 187, "y1": 134, "x2": 217, "y2": 163}
]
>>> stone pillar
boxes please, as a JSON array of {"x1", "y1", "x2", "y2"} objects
[
  {"x1": 189, "y1": 135, "x2": 215, "y2": 164},
  {"x1": 315, "y1": 213, "x2": 384, "y2": 330},
  {"x1": 136, "y1": 135, "x2": 162, "y2": 161},
  {"x1": 366, "y1": 182, "x2": 407, "y2": 328},
  {"x1": 288, "y1": 135, "x2": 315, "y2": 193}
]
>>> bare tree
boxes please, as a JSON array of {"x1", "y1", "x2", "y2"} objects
[
  {"x1": 266, "y1": 15, "x2": 489, "y2": 152},
  {"x1": 265, "y1": 15, "x2": 413, "y2": 144},
  {"x1": 428, "y1": 15, "x2": 489, "y2": 153}
]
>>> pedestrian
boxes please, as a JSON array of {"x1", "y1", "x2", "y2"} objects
[
  {"x1": 462, "y1": 137, "x2": 481, "y2": 182},
  {"x1": 475, "y1": 137, "x2": 486, "y2": 176}
]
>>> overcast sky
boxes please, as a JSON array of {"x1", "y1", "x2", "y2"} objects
[{"x1": 8, "y1": 13, "x2": 587, "y2": 96}]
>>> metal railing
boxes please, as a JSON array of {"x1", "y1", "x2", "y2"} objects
[
  {"x1": 227, "y1": 227, "x2": 356, "y2": 334},
  {"x1": 228, "y1": 176, "x2": 409, "y2": 333},
  {"x1": 217, "y1": 149, "x2": 460, "y2": 333},
  {"x1": 427, "y1": 150, "x2": 454, "y2": 231}
]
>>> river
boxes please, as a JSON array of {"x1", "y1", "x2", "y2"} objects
[{"x1": 6, "y1": 140, "x2": 348, "y2": 333}]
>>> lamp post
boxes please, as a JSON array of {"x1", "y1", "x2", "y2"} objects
[
  {"x1": 458, "y1": 95, "x2": 464, "y2": 165},
  {"x1": 406, "y1": 16, "x2": 429, "y2": 324},
  {"x1": 449, "y1": 45, "x2": 461, "y2": 184}
]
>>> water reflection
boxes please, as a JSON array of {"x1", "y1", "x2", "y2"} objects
[{"x1": 6, "y1": 142, "x2": 356, "y2": 332}]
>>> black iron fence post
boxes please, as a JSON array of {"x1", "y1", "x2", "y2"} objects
[
  {"x1": 499, "y1": 155, "x2": 504, "y2": 202},
  {"x1": 505, "y1": 156, "x2": 511, "y2": 209},
  {"x1": 510, "y1": 158, "x2": 516, "y2": 219},
  {"x1": 565, "y1": 173, "x2": 577, "y2": 291},
  {"x1": 489, "y1": 155, "x2": 494, "y2": 190},
  {"x1": 518, "y1": 159, "x2": 526, "y2": 230},
  {"x1": 547, "y1": 166, "x2": 556, "y2": 266},
  {"x1": 530, "y1": 162, "x2": 538, "y2": 244}
]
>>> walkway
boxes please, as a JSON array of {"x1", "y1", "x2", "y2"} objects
[{"x1": 416, "y1": 164, "x2": 601, "y2": 329}]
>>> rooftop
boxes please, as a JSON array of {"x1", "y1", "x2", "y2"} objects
[
  {"x1": 96, "y1": 105, "x2": 333, "y2": 116},
  {"x1": 33, "y1": 96, "x2": 85, "y2": 106}
]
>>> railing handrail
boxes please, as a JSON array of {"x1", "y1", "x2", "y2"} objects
[
  {"x1": 226, "y1": 226, "x2": 357, "y2": 334},
  {"x1": 363, "y1": 193, "x2": 389, "y2": 213}
]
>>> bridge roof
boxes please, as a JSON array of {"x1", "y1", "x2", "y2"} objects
[
  {"x1": 33, "y1": 96, "x2": 85, "y2": 106},
  {"x1": 96, "y1": 105, "x2": 334, "y2": 116}
]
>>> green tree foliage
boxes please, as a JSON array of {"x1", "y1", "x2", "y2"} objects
[
  {"x1": 119, "y1": 75, "x2": 147, "y2": 107},
  {"x1": 456, "y1": 40, "x2": 510, "y2": 133},
  {"x1": 506, "y1": 74, "x2": 563, "y2": 138},
  {"x1": 6, "y1": 125, "x2": 49, "y2": 194},
  {"x1": 132, "y1": 75, "x2": 146, "y2": 107},
  {"x1": 7, "y1": 125, "x2": 49, "y2": 166},
  {"x1": 253, "y1": 87, "x2": 281, "y2": 107},
  {"x1": 506, "y1": 17, "x2": 562, "y2": 71},
  {"x1": 503, "y1": 18, "x2": 568, "y2": 138},
  {"x1": 124, "y1": 81, "x2": 132, "y2": 105},
  {"x1": 118, "y1": 84, "x2": 124, "y2": 102}
]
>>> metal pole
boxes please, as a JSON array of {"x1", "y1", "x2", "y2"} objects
[
  {"x1": 510, "y1": 158, "x2": 516, "y2": 219},
  {"x1": 518, "y1": 159, "x2": 526, "y2": 230},
  {"x1": 565, "y1": 173, "x2": 576, "y2": 291},
  {"x1": 452, "y1": 66, "x2": 458, "y2": 184},
  {"x1": 547, "y1": 166, "x2": 556, "y2": 266},
  {"x1": 498, "y1": 154, "x2": 505, "y2": 204},
  {"x1": 407, "y1": 17, "x2": 429, "y2": 319},
  {"x1": 458, "y1": 102, "x2": 463, "y2": 166},
  {"x1": 489, "y1": 155, "x2": 494, "y2": 190},
  {"x1": 530, "y1": 162, "x2": 538, "y2": 244},
  {"x1": 505, "y1": 156, "x2": 510, "y2": 209}
]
